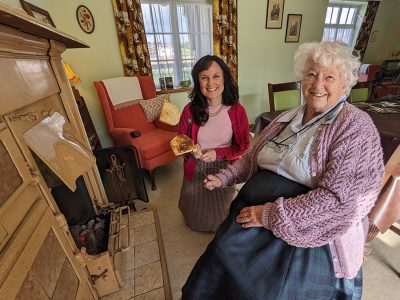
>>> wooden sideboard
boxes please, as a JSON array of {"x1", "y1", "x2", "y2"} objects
[
  {"x1": 72, "y1": 86, "x2": 102, "y2": 151},
  {"x1": 0, "y1": 4, "x2": 105, "y2": 299}
]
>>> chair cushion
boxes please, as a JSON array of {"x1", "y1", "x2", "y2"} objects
[
  {"x1": 138, "y1": 95, "x2": 169, "y2": 122},
  {"x1": 132, "y1": 128, "x2": 177, "y2": 160},
  {"x1": 274, "y1": 90, "x2": 301, "y2": 111},
  {"x1": 351, "y1": 88, "x2": 369, "y2": 103},
  {"x1": 111, "y1": 102, "x2": 155, "y2": 133}
]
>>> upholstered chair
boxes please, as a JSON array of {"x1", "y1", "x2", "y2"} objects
[{"x1": 94, "y1": 76, "x2": 178, "y2": 190}]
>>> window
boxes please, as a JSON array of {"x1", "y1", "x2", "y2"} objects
[
  {"x1": 142, "y1": 0, "x2": 213, "y2": 89},
  {"x1": 322, "y1": 3, "x2": 364, "y2": 46}
]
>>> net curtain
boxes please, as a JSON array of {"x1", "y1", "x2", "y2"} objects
[{"x1": 111, "y1": 0, "x2": 238, "y2": 81}]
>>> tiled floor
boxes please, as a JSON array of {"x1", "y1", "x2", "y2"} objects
[
  {"x1": 138, "y1": 157, "x2": 400, "y2": 300},
  {"x1": 103, "y1": 209, "x2": 170, "y2": 300}
]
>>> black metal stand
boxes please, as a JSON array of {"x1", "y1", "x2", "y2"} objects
[{"x1": 93, "y1": 146, "x2": 149, "y2": 209}]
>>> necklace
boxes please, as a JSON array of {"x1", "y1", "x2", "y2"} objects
[
  {"x1": 208, "y1": 104, "x2": 223, "y2": 117},
  {"x1": 268, "y1": 100, "x2": 346, "y2": 151}
]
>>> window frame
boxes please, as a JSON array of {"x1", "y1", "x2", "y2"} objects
[
  {"x1": 323, "y1": 4, "x2": 360, "y2": 46},
  {"x1": 142, "y1": 0, "x2": 213, "y2": 89}
]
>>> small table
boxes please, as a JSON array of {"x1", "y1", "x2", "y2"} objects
[{"x1": 252, "y1": 104, "x2": 400, "y2": 163}]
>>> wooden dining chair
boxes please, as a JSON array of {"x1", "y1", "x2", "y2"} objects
[
  {"x1": 268, "y1": 81, "x2": 301, "y2": 112},
  {"x1": 348, "y1": 81, "x2": 372, "y2": 103},
  {"x1": 367, "y1": 144, "x2": 400, "y2": 242}
]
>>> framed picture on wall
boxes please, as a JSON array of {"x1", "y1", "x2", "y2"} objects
[
  {"x1": 76, "y1": 5, "x2": 95, "y2": 34},
  {"x1": 19, "y1": 0, "x2": 56, "y2": 27},
  {"x1": 265, "y1": 0, "x2": 285, "y2": 29},
  {"x1": 285, "y1": 14, "x2": 302, "y2": 43}
]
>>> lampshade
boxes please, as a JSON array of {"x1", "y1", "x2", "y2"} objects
[{"x1": 63, "y1": 63, "x2": 81, "y2": 83}]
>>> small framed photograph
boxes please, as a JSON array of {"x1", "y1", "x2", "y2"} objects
[
  {"x1": 165, "y1": 77, "x2": 174, "y2": 90},
  {"x1": 19, "y1": 0, "x2": 56, "y2": 27},
  {"x1": 285, "y1": 14, "x2": 302, "y2": 43},
  {"x1": 265, "y1": 0, "x2": 285, "y2": 29},
  {"x1": 159, "y1": 78, "x2": 166, "y2": 90}
]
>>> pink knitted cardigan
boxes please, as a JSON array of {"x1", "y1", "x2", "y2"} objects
[{"x1": 217, "y1": 103, "x2": 384, "y2": 279}]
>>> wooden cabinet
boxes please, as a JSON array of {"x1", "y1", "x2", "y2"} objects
[{"x1": 72, "y1": 86, "x2": 102, "y2": 151}]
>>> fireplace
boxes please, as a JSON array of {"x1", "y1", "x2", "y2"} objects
[
  {"x1": 0, "y1": 5, "x2": 131, "y2": 299},
  {"x1": 0, "y1": 6, "x2": 173, "y2": 299}
]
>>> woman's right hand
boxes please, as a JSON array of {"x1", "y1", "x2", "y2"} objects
[
  {"x1": 204, "y1": 175, "x2": 222, "y2": 190},
  {"x1": 193, "y1": 144, "x2": 202, "y2": 159}
]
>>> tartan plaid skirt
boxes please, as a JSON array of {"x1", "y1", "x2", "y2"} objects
[
  {"x1": 182, "y1": 170, "x2": 362, "y2": 299},
  {"x1": 179, "y1": 159, "x2": 235, "y2": 232}
]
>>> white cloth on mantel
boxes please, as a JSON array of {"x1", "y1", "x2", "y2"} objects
[{"x1": 102, "y1": 77, "x2": 143, "y2": 106}]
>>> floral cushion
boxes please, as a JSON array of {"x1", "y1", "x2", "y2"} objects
[{"x1": 138, "y1": 94, "x2": 169, "y2": 122}]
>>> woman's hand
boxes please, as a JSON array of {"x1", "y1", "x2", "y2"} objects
[
  {"x1": 193, "y1": 144, "x2": 202, "y2": 159},
  {"x1": 236, "y1": 205, "x2": 264, "y2": 228},
  {"x1": 204, "y1": 175, "x2": 222, "y2": 190},
  {"x1": 201, "y1": 149, "x2": 216, "y2": 162}
]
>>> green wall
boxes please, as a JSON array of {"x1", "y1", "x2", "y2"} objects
[
  {"x1": 2, "y1": 0, "x2": 122, "y2": 147},
  {"x1": 237, "y1": 0, "x2": 328, "y2": 123},
  {"x1": 2, "y1": 0, "x2": 398, "y2": 147}
]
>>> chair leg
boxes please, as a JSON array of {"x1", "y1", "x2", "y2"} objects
[{"x1": 149, "y1": 169, "x2": 157, "y2": 191}]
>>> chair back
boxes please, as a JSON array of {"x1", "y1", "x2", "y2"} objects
[
  {"x1": 349, "y1": 81, "x2": 371, "y2": 103},
  {"x1": 367, "y1": 144, "x2": 400, "y2": 241},
  {"x1": 94, "y1": 76, "x2": 157, "y2": 134},
  {"x1": 268, "y1": 81, "x2": 301, "y2": 112}
]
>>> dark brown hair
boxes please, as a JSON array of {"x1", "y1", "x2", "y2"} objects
[{"x1": 189, "y1": 55, "x2": 239, "y2": 125}]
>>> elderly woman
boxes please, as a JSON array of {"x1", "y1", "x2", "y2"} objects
[{"x1": 182, "y1": 41, "x2": 384, "y2": 299}]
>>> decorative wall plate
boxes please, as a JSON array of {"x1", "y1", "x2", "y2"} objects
[{"x1": 76, "y1": 5, "x2": 95, "y2": 34}]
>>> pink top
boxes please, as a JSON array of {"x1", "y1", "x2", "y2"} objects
[
  {"x1": 197, "y1": 106, "x2": 233, "y2": 151},
  {"x1": 178, "y1": 103, "x2": 250, "y2": 181}
]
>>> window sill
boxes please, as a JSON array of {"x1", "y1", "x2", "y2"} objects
[{"x1": 156, "y1": 87, "x2": 192, "y2": 94}]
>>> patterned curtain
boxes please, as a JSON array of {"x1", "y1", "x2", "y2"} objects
[
  {"x1": 213, "y1": 0, "x2": 238, "y2": 81},
  {"x1": 111, "y1": 0, "x2": 152, "y2": 76},
  {"x1": 353, "y1": 1, "x2": 380, "y2": 62}
]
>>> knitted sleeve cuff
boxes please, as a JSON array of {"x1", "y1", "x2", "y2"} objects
[
  {"x1": 262, "y1": 203, "x2": 273, "y2": 230},
  {"x1": 216, "y1": 173, "x2": 229, "y2": 188}
]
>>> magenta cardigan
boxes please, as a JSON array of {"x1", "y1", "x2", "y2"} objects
[
  {"x1": 217, "y1": 103, "x2": 384, "y2": 279},
  {"x1": 179, "y1": 102, "x2": 250, "y2": 181}
]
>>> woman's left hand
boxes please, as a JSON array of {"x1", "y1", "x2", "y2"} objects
[
  {"x1": 236, "y1": 205, "x2": 264, "y2": 228},
  {"x1": 201, "y1": 149, "x2": 217, "y2": 162}
]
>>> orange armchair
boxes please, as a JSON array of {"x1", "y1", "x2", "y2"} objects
[{"x1": 93, "y1": 76, "x2": 177, "y2": 190}]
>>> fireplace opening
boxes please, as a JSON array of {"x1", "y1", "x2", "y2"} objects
[
  {"x1": 32, "y1": 154, "x2": 111, "y2": 254},
  {"x1": 27, "y1": 144, "x2": 147, "y2": 256}
]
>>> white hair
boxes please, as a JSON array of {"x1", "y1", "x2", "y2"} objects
[{"x1": 294, "y1": 41, "x2": 361, "y2": 95}]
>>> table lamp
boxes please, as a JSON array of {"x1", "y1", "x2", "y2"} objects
[{"x1": 63, "y1": 63, "x2": 80, "y2": 83}]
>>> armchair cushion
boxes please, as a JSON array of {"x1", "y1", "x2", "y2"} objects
[
  {"x1": 138, "y1": 94, "x2": 169, "y2": 122},
  {"x1": 111, "y1": 102, "x2": 155, "y2": 134},
  {"x1": 133, "y1": 128, "x2": 177, "y2": 160}
]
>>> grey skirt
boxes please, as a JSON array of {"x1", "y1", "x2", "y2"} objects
[{"x1": 179, "y1": 159, "x2": 235, "y2": 232}]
